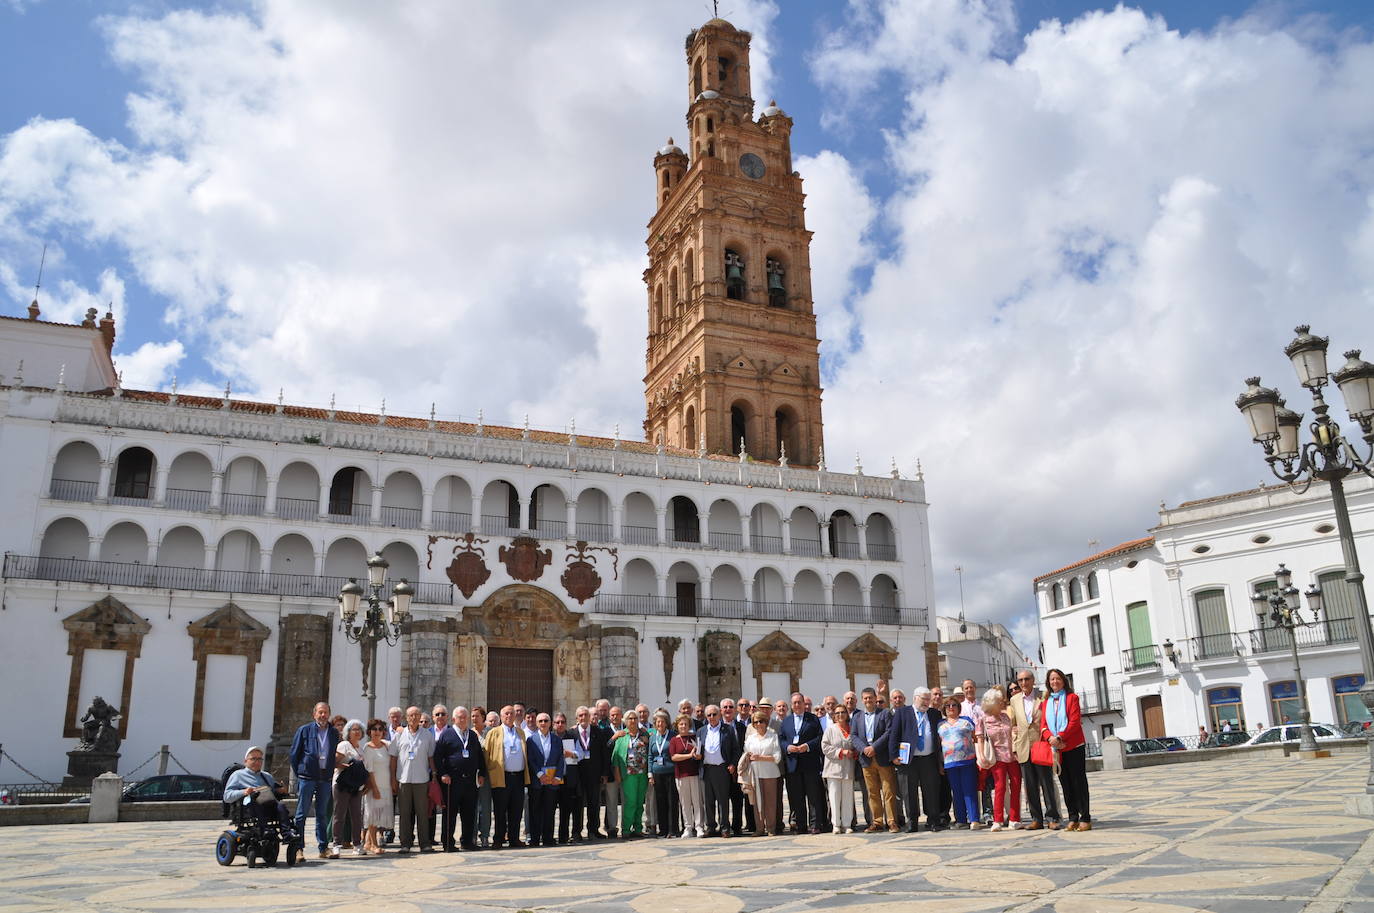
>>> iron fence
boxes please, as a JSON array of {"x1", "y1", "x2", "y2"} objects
[
  {"x1": 49, "y1": 478, "x2": 97, "y2": 501},
  {"x1": 590, "y1": 593, "x2": 926, "y2": 627}
]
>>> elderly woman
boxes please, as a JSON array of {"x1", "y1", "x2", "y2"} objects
[
  {"x1": 329, "y1": 719, "x2": 367, "y2": 857},
  {"x1": 649, "y1": 710, "x2": 679, "y2": 837},
  {"x1": 611, "y1": 710, "x2": 651, "y2": 838},
  {"x1": 669, "y1": 713, "x2": 705, "y2": 838},
  {"x1": 361, "y1": 718, "x2": 392, "y2": 855},
  {"x1": 821, "y1": 706, "x2": 858, "y2": 834},
  {"x1": 1043, "y1": 668, "x2": 1091, "y2": 831},
  {"x1": 742, "y1": 710, "x2": 782, "y2": 836},
  {"x1": 939, "y1": 697, "x2": 980, "y2": 829},
  {"x1": 976, "y1": 689, "x2": 1020, "y2": 831}
]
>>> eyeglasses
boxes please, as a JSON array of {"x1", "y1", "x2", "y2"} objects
[
  {"x1": 706, "y1": 711, "x2": 719, "y2": 717},
  {"x1": 246, "y1": 756, "x2": 264, "y2": 762}
]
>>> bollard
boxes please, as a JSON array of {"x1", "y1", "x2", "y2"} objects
[
  {"x1": 89, "y1": 772, "x2": 124, "y2": 824},
  {"x1": 158, "y1": 745, "x2": 169, "y2": 776},
  {"x1": 1100, "y1": 736, "x2": 1127, "y2": 771}
]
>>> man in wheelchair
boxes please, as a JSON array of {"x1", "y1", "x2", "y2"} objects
[{"x1": 217, "y1": 746, "x2": 305, "y2": 867}]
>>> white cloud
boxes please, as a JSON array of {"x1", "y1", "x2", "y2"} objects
[
  {"x1": 812, "y1": 4, "x2": 1374, "y2": 641},
  {"x1": 116, "y1": 338, "x2": 184, "y2": 389}
]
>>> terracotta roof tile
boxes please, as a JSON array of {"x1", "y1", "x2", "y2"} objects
[
  {"x1": 1033, "y1": 537, "x2": 1155, "y2": 583},
  {"x1": 0, "y1": 314, "x2": 98, "y2": 332}
]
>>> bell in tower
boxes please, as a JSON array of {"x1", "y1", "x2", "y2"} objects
[{"x1": 642, "y1": 17, "x2": 825, "y2": 466}]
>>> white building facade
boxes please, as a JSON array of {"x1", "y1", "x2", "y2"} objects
[
  {"x1": 934, "y1": 616, "x2": 1039, "y2": 692},
  {"x1": 0, "y1": 315, "x2": 936, "y2": 782},
  {"x1": 1036, "y1": 480, "x2": 1374, "y2": 746}
]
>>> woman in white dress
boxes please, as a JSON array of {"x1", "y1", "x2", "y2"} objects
[
  {"x1": 821, "y1": 706, "x2": 858, "y2": 833},
  {"x1": 361, "y1": 718, "x2": 393, "y2": 855}
]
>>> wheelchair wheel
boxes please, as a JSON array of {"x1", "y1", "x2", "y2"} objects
[
  {"x1": 260, "y1": 837, "x2": 280, "y2": 867},
  {"x1": 285, "y1": 839, "x2": 303, "y2": 867},
  {"x1": 245, "y1": 845, "x2": 259, "y2": 869},
  {"x1": 215, "y1": 832, "x2": 236, "y2": 867}
]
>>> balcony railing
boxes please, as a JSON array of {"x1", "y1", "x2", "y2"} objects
[
  {"x1": 591, "y1": 593, "x2": 927, "y2": 627},
  {"x1": 222, "y1": 492, "x2": 266, "y2": 516},
  {"x1": 575, "y1": 521, "x2": 612, "y2": 542},
  {"x1": 753, "y1": 534, "x2": 784, "y2": 554},
  {"x1": 1078, "y1": 687, "x2": 1124, "y2": 714},
  {"x1": 708, "y1": 531, "x2": 742, "y2": 551},
  {"x1": 165, "y1": 488, "x2": 211, "y2": 512},
  {"x1": 379, "y1": 505, "x2": 422, "y2": 529},
  {"x1": 327, "y1": 502, "x2": 372, "y2": 526},
  {"x1": 623, "y1": 525, "x2": 657, "y2": 546},
  {"x1": 276, "y1": 496, "x2": 319, "y2": 520},
  {"x1": 792, "y1": 537, "x2": 822, "y2": 557},
  {"x1": 1190, "y1": 632, "x2": 1246, "y2": 661},
  {"x1": 2, "y1": 554, "x2": 452, "y2": 604},
  {"x1": 833, "y1": 540, "x2": 861, "y2": 560},
  {"x1": 431, "y1": 510, "x2": 472, "y2": 534},
  {"x1": 50, "y1": 478, "x2": 98, "y2": 501},
  {"x1": 480, "y1": 515, "x2": 522, "y2": 537},
  {"x1": 533, "y1": 519, "x2": 566, "y2": 539},
  {"x1": 1249, "y1": 617, "x2": 1367, "y2": 654},
  {"x1": 869, "y1": 543, "x2": 898, "y2": 562},
  {"x1": 1121, "y1": 644, "x2": 1162, "y2": 673}
]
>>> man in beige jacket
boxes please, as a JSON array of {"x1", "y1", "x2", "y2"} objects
[
  {"x1": 483, "y1": 705, "x2": 531, "y2": 848},
  {"x1": 1008, "y1": 670, "x2": 1061, "y2": 830}
]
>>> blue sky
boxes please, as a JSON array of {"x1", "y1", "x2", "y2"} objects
[{"x1": 2, "y1": 0, "x2": 1372, "y2": 640}]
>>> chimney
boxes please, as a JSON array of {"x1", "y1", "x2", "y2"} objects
[
  {"x1": 27, "y1": 299, "x2": 40, "y2": 320},
  {"x1": 81, "y1": 308, "x2": 97, "y2": 328},
  {"x1": 99, "y1": 311, "x2": 116, "y2": 353}
]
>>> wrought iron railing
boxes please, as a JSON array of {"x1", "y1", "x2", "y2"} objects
[
  {"x1": 379, "y1": 505, "x2": 422, "y2": 529},
  {"x1": 276, "y1": 496, "x2": 319, "y2": 520},
  {"x1": 49, "y1": 478, "x2": 97, "y2": 501},
  {"x1": 590, "y1": 592, "x2": 926, "y2": 627},
  {"x1": 165, "y1": 488, "x2": 210, "y2": 512},
  {"x1": 2, "y1": 554, "x2": 452, "y2": 605},
  {"x1": 1078, "y1": 687, "x2": 1125, "y2": 714},
  {"x1": 575, "y1": 522, "x2": 613, "y2": 542},
  {"x1": 431, "y1": 510, "x2": 472, "y2": 534},
  {"x1": 1190, "y1": 632, "x2": 1245, "y2": 661},
  {"x1": 1122, "y1": 644, "x2": 1162, "y2": 673},
  {"x1": 869, "y1": 543, "x2": 898, "y2": 561},
  {"x1": 1249, "y1": 617, "x2": 1365, "y2": 654},
  {"x1": 221, "y1": 492, "x2": 266, "y2": 516}
]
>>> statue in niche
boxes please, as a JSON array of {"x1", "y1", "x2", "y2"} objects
[{"x1": 77, "y1": 696, "x2": 121, "y2": 753}]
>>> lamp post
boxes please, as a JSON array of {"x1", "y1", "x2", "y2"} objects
[
  {"x1": 1236, "y1": 326, "x2": 1374, "y2": 801},
  {"x1": 337, "y1": 552, "x2": 414, "y2": 722},
  {"x1": 1251, "y1": 563, "x2": 1324, "y2": 753}
]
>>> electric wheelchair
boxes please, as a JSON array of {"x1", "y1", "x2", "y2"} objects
[{"x1": 215, "y1": 764, "x2": 306, "y2": 868}]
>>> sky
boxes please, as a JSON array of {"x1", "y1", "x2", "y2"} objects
[{"x1": 2, "y1": 0, "x2": 1373, "y2": 653}]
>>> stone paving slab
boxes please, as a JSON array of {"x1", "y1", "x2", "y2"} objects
[{"x1": 0, "y1": 754, "x2": 1370, "y2": 912}]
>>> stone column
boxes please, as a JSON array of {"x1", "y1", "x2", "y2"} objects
[
  {"x1": 565, "y1": 500, "x2": 578, "y2": 539},
  {"x1": 599, "y1": 627, "x2": 640, "y2": 710},
  {"x1": 88, "y1": 535, "x2": 102, "y2": 562},
  {"x1": 370, "y1": 485, "x2": 383, "y2": 524},
  {"x1": 781, "y1": 517, "x2": 792, "y2": 555},
  {"x1": 655, "y1": 507, "x2": 668, "y2": 546},
  {"x1": 421, "y1": 487, "x2": 434, "y2": 531},
  {"x1": 264, "y1": 475, "x2": 279, "y2": 517},
  {"x1": 95, "y1": 460, "x2": 113, "y2": 504},
  {"x1": 317, "y1": 478, "x2": 331, "y2": 519},
  {"x1": 448, "y1": 633, "x2": 489, "y2": 711},
  {"x1": 820, "y1": 519, "x2": 832, "y2": 557},
  {"x1": 152, "y1": 467, "x2": 170, "y2": 508},
  {"x1": 739, "y1": 513, "x2": 751, "y2": 551},
  {"x1": 856, "y1": 522, "x2": 868, "y2": 560},
  {"x1": 267, "y1": 613, "x2": 334, "y2": 782},
  {"x1": 657, "y1": 573, "x2": 669, "y2": 600},
  {"x1": 611, "y1": 504, "x2": 624, "y2": 543},
  {"x1": 402, "y1": 621, "x2": 449, "y2": 712},
  {"x1": 208, "y1": 471, "x2": 224, "y2": 513},
  {"x1": 470, "y1": 492, "x2": 483, "y2": 533},
  {"x1": 518, "y1": 495, "x2": 530, "y2": 531},
  {"x1": 698, "y1": 631, "x2": 742, "y2": 705},
  {"x1": 783, "y1": 579, "x2": 794, "y2": 608},
  {"x1": 314, "y1": 551, "x2": 327, "y2": 577}
]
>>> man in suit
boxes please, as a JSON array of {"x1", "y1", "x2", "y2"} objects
[
  {"x1": 289, "y1": 701, "x2": 341, "y2": 858},
  {"x1": 482, "y1": 704, "x2": 530, "y2": 848},
  {"x1": 571, "y1": 705, "x2": 609, "y2": 839},
  {"x1": 525, "y1": 712, "x2": 567, "y2": 847},
  {"x1": 778, "y1": 691, "x2": 825, "y2": 834},
  {"x1": 435, "y1": 705, "x2": 484, "y2": 851},
  {"x1": 697, "y1": 704, "x2": 739, "y2": 837},
  {"x1": 720, "y1": 699, "x2": 752, "y2": 836},
  {"x1": 1010, "y1": 669, "x2": 1061, "y2": 830},
  {"x1": 891, "y1": 686, "x2": 944, "y2": 831},
  {"x1": 552, "y1": 712, "x2": 582, "y2": 842},
  {"x1": 850, "y1": 686, "x2": 900, "y2": 832}
]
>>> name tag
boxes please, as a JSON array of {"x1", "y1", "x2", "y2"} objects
[
  {"x1": 408, "y1": 748, "x2": 416, "y2": 760},
  {"x1": 793, "y1": 734, "x2": 800, "y2": 744},
  {"x1": 461, "y1": 748, "x2": 469, "y2": 758}
]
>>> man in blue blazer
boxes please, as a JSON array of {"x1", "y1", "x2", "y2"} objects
[
  {"x1": 890, "y1": 687, "x2": 945, "y2": 831},
  {"x1": 850, "y1": 686, "x2": 900, "y2": 832},
  {"x1": 435, "y1": 705, "x2": 485, "y2": 851},
  {"x1": 289, "y1": 701, "x2": 341, "y2": 858},
  {"x1": 777, "y1": 692, "x2": 825, "y2": 834},
  {"x1": 525, "y1": 711, "x2": 568, "y2": 847}
]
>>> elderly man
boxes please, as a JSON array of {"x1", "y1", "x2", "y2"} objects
[
  {"x1": 571, "y1": 705, "x2": 609, "y2": 839},
  {"x1": 697, "y1": 704, "x2": 739, "y2": 837},
  {"x1": 436, "y1": 706, "x2": 484, "y2": 851},
  {"x1": 603, "y1": 705, "x2": 625, "y2": 838},
  {"x1": 526, "y1": 712, "x2": 567, "y2": 847},
  {"x1": 818, "y1": 695, "x2": 839, "y2": 732},
  {"x1": 553, "y1": 712, "x2": 583, "y2": 843},
  {"x1": 720, "y1": 698, "x2": 752, "y2": 835},
  {"x1": 892, "y1": 686, "x2": 943, "y2": 831},
  {"x1": 779, "y1": 692, "x2": 825, "y2": 834},
  {"x1": 289, "y1": 701, "x2": 340, "y2": 859},
  {"x1": 851, "y1": 687, "x2": 900, "y2": 833},
  {"x1": 929, "y1": 686, "x2": 953, "y2": 827},
  {"x1": 387, "y1": 706, "x2": 405, "y2": 741},
  {"x1": 224, "y1": 745, "x2": 292, "y2": 829},
  {"x1": 1010, "y1": 669, "x2": 1061, "y2": 830},
  {"x1": 483, "y1": 704, "x2": 530, "y2": 849},
  {"x1": 389, "y1": 706, "x2": 437, "y2": 853},
  {"x1": 961, "y1": 679, "x2": 994, "y2": 823}
]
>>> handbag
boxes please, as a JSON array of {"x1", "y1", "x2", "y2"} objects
[
  {"x1": 1029, "y1": 740, "x2": 1055, "y2": 768},
  {"x1": 975, "y1": 721, "x2": 997, "y2": 770},
  {"x1": 427, "y1": 776, "x2": 444, "y2": 812}
]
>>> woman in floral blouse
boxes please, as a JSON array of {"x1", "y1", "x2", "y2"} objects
[
  {"x1": 938, "y1": 696, "x2": 980, "y2": 829},
  {"x1": 975, "y1": 688, "x2": 1020, "y2": 831},
  {"x1": 611, "y1": 709, "x2": 651, "y2": 838}
]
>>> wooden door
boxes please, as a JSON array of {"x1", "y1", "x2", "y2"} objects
[
  {"x1": 488, "y1": 647, "x2": 553, "y2": 714},
  {"x1": 1140, "y1": 695, "x2": 1164, "y2": 739},
  {"x1": 676, "y1": 581, "x2": 697, "y2": 617}
]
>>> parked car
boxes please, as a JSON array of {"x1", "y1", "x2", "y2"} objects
[
  {"x1": 1203, "y1": 730, "x2": 1252, "y2": 748},
  {"x1": 1124, "y1": 738, "x2": 1168, "y2": 754},
  {"x1": 1340, "y1": 720, "x2": 1371, "y2": 736},
  {"x1": 1243, "y1": 723, "x2": 1343, "y2": 746},
  {"x1": 68, "y1": 774, "x2": 220, "y2": 804},
  {"x1": 1155, "y1": 736, "x2": 1187, "y2": 751}
]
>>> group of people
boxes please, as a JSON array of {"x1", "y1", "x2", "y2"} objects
[{"x1": 225, "y1": 668, "x2": 1092, "y2": 859}]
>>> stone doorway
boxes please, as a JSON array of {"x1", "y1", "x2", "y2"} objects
[{"x1": 489, "y1": 647, "x2": 554, "y2": 714}]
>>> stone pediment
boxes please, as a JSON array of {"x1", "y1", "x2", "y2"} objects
[
  {"x1": 187, "y1": 603, "x2": 270, "y2": 663},
  {"x1": 771, "y1": 361, "x2": 802, "y2": 381},
  {"x1": 63, "y1": 595, "x2": 151, "y2": 641},
  {"x1": 840, "y1": 633, "x2": 897, "y2": 662},
  {"x1": 747, "y1": 629, "x2": 809, "y2": 661},
  {"x1": 724, "y1": 352, "x2": 758, "y2": 374}
]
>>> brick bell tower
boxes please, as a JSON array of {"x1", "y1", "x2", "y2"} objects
[{"x1": 643, "y1": 17, "x2": 825, "y2": 466}]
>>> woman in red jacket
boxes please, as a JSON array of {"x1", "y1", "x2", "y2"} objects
[{"x1": 1042, "y1": 669, "x2": 1091, "y2": 831}]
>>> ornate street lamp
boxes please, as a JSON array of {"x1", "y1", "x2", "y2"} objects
[
  {"x1": 338, "y1": 552, "x2": 414, "y2": 721},
  {"x1": 1236, "y1": 327, "x2": 1374, "y2": 801},
  {"x1": 1251, "y1": 564, "x2": 1324, "y2": 753}
]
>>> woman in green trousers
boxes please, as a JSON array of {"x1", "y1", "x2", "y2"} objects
[{"x1": 612, "y1": 710, "x2": 651, "y2": 837}]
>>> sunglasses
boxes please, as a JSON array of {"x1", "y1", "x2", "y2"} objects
[{"x1": 707, "y1": 711, "x2": 720, "y2": 717}]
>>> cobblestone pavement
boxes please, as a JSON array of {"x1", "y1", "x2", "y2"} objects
[{"x1": 2, "y1": 753, "x2": 1373, "y2": 913}]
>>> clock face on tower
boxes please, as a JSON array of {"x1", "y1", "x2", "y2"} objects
[{"x1": 739, "y1": 153, "x2": 766, "y2": 180}]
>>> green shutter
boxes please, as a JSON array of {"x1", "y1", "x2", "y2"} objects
[
  {"x1": 1126, "y1": 602, "x2": 1152, "y2": 648},
  {"x1": 1194, "y1": 589, "x2": 1230, "y2": 636},
  {"x1": 1318, "y1": 571, "x2": 1355, "y2": 621}
]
